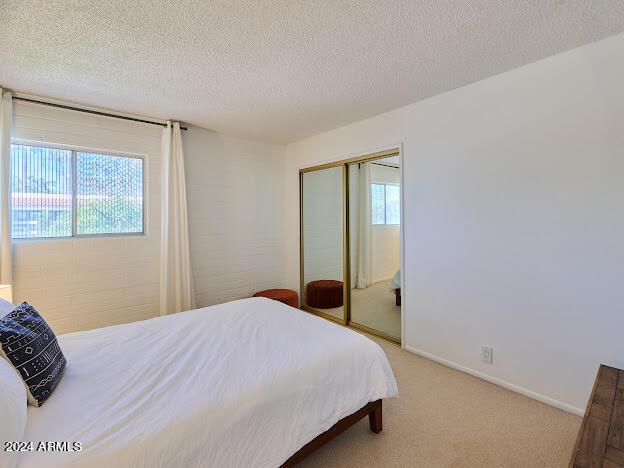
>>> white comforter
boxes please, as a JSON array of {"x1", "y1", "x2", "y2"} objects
[{"x1": 18, "y1": 298, "x2": 398, "y2": 468}]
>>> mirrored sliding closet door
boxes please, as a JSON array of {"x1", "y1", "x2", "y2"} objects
[
  {"x1": 299, "y1": 148, "x2": 401, "y2": 343},
  {"x1": 347, "y1": 155, "x2": 401, "y2": 342},
  {"x1": 300, "y1": 165, "x2": 346, "y2": 323}
]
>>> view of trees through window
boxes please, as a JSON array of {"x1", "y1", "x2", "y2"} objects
[{"x1": 11, "y1": 144, "x2": 144, "y2": 239}]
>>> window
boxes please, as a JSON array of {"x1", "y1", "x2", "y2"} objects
[
  {"x1": 371, "y1": 183, "x2": 400, "y2": 225},
  {"x1": 11, "y1": 144, "x2": 144, "y2": 239}
]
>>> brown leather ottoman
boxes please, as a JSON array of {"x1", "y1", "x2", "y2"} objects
[
  {"x1": 253, "y1": 289, "x2": 299, "y2": 308},
  {"x1": 306, "y1": 280, "x2": 343, "y2": 309}
]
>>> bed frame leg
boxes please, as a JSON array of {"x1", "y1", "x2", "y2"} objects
[{"x1": 369, "y1": 400, "x2": 382, "y2": 433}]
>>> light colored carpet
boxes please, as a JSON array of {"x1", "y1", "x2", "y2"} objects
[
  {"x1": 298, "y1": 339, "x2": 581, "y2": 467},
  {"x1": 308, "y1": 281, "x2": 400, "y2": 340},
  {"x1": 351, "y1": 280, "x2": 400, "y2": 340}
]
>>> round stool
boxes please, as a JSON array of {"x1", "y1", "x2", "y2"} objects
[
  {"x1": 253, "y1": 289, "x2": 299, "y2": 308},
  {"x1": 306, "y1": 280, "x2": 343, "y2": 309}
]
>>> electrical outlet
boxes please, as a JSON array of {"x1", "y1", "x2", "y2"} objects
[{"x1": 481, "y1": 346, "x2": 493, "y2": 364}]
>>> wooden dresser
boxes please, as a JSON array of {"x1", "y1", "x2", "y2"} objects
[{"x1": 570, "y1": 365, "x2": 624, "y2": 467}]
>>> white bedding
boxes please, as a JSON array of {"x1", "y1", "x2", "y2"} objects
[{"x1": 18, "y1": 297, "x2": 398, "y2": 468}]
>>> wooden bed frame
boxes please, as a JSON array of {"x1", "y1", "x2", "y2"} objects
[{"x1": 281, "y1": 399, "x2": 382, "y2": 467}]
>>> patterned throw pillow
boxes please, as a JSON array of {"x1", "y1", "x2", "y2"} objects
[{"x1": 0, "y1": 303, "x2": 66, "y2": 407}]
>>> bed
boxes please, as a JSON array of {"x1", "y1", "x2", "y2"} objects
[{"x1": 15, "y1": 297, "x2": 398, "y2": 467}]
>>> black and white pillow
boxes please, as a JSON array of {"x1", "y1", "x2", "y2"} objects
[{"x1": 0, "y1": 302, "x2": 66, "y2": 407}]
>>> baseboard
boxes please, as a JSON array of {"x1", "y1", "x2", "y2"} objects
[{"x1": 403, "y1": 345, "x2": 584, "y2": 416}]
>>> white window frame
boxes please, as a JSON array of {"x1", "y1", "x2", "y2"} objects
[
  {"x1": 371, "y1": 182, "x2": 400, "y2": 226},
  {"x1": 10, "y1": 140, "x2": 147, "y2": 240}
]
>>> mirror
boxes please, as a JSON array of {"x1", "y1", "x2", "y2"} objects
[
  {"x1": 301, "y1": 166, "x2": 345, "y2": 322},
  {"x1": 348, "y1": 156, "x2": 401, "y2": 341}
]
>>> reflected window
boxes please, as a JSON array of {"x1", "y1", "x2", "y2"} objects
[{"x1": 371, "y1": 183, "x2": 400, "y2": 225}]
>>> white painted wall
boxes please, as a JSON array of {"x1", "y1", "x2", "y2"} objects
[
  {"x1": 182, "y1": 126, "x2": 288, "y2": 307},
  {"x1": 370, "y1": 163, "x2": 400, "y2": 283},
  {"x1": 12, "y1": 101, "x2": 163, "y2": 335},
  {"x1": 285, "y1": 33, "x2": 624, "y2": 412}
]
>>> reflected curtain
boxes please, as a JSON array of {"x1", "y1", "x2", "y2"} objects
[
  {"x1": 0, "y1": 89, "x2": 13, "y2": 285},
  {"x1": 160, "y1": 122, "x2": 195, "y2": 314},
  {"x1": 356, "y1": 162, "x2": 371, "y2": 289}
]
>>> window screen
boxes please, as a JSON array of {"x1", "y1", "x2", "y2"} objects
[
  {"x1": 370, "y1": 182, "x2": 400, "y2": 225},
  {"x1": 385, "y1": 184, "x2": 400, "y2": 224},
  {"x1": 10, "y1": 144, "x2": 144, "y2": 239},
  {"x1": 76, "y1": 152, "x2": 143, "y2": 235}
]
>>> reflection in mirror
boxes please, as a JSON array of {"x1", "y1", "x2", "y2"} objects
[
  {"x1": 348, "y1": 156, "x2": 401, "y2": 341},
  {"x1": 302, "y1": 166, "x2": 345, "y2": 320}
]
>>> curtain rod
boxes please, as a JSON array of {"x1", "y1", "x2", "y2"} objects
[
  {"x1": 12, "y1": 96, "x2": 188, "y2": 131},
  {"x1": 370, "y1": 162, "x2": 399, "y2": 169}
]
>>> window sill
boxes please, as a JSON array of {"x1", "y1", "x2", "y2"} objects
[{"x1": 12, "y1": 232, "x2": 147, "y2": 243}]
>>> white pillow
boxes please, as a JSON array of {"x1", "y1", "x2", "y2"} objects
[
  {"x1": 0, "y1": 357, "x2": 27, "y2": 468},
  {"x1": 0, "y1": 299, "x2": 15, "y2": 316}
]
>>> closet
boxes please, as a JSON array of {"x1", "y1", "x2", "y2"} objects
[{"x1": 300, "y1": 148, "x2": 402, "y2": 343}]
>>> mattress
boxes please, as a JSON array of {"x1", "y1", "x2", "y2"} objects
[{"x1": 18, "y1": 297, "x2": 398, "y2": 467}]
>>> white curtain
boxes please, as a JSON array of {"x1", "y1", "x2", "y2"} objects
[
  {"x1": 0, "y1": 90, "x2": 13, "y2": 285},
  {"x1": 356, "y1": 162, "x2": 371, "y2": 289},
  {"x1": 160, "y1": 122, "x2": 195, "y2": 315}
]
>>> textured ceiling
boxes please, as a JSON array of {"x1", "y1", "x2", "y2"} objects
[{"x1": 2, "y1": 1, "x2": 624, "y2": 143}]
